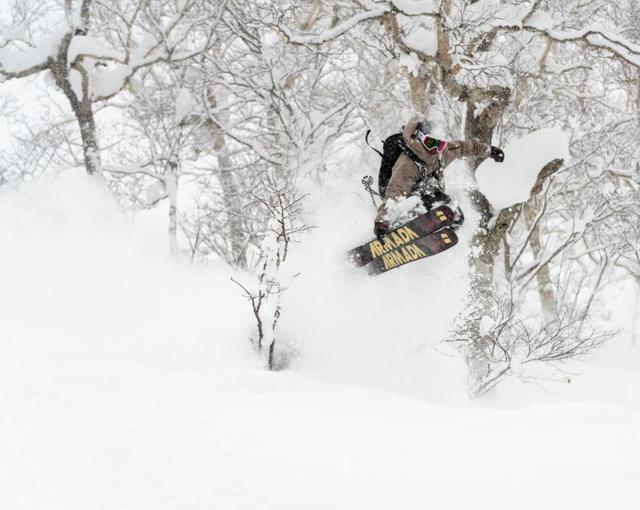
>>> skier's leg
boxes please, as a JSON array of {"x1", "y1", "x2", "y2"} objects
[
  {"x1": 426, "y1": 190, "x2": 464, "y2": 229},
  {"x1": 451, "y1": 206, "x2": 464, "y2": 229},
  {"x1": 420, "y1": 192, "x2": 436, "y2": 211}
]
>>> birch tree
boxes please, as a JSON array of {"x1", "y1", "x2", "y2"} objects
[{"x1": 0, "y1": 0, "x2": 226, "y2": 175}]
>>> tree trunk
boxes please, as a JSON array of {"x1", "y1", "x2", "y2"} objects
[
  {"x1": 205, "y1": 88, "x2": 248, "y2": 268},
  {"x1": 461, "y1": 88, "x2": 511, "y2": 393},
  {"x1": 77, "y1": 111, "x2": 100, "y2": 175},
  {"x1": 166, "y1": 161, "x2": 179, "y2": 254},
  {"x1": 214, "y1": 132, "x2": 247, "y2": 268},
  {"x1": 50, "y1": 31, "x2": 101, "y2": 175},
  {"x1": 463, "y1": 156, "x2": 564, "y2": 395},
  {"x1": 523, "y1": 200, "x2": 557, "y2": 319},
  {"x1": 406, "y1": 66, "x2": 431, "y2": 115}
]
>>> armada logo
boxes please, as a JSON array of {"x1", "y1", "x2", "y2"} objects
[
  {"x1": 381, "y1": 243, "x2": 427, "y2": 270},
  {"x1": 369, "y1": 226, "x2": 420, "y2": 258}
]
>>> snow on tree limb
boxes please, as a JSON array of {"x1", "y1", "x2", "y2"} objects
[
  {"x1": 1, "y1": 0, "x2": 229, "y2": 98},
  {"x1": 0, "y1": 28, "x2": 62, "y2": 81},
  {"x1": 389, "y1": 0, "x2": 439, "y2": 16},
  {"x1": 278, "y1": 0, "x2": 640, "y2": 72},
  {"x1": 525, "y1": 25, "x2": 640, "y2": 67},
  {"x1": 0, "y1": 58, "x2": 50, "y2": 81},
  {"x1": 487, "y1": 16, "x2": 640, "y2": 68},
  {"x1": 520, "y1": 0, "x2": 545, "y2": 26},
  {"x1": 278, "y1": 0, "x2": 442, "y2": 46},
  {"x1": 101, "y1": 164, "x2": 163, "y2": 181},
  {"x1": 279, "y1": 6, "x2": 391, "y2": 45},
  {"x1": 476, "y1": 128, "x2": 569, "y2": 210}
]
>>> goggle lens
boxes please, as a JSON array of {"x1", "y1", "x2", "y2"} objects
[{"x1": 422, "y1": 136, "x2": 448, "y2": 153}]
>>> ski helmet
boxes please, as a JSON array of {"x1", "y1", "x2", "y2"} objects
[{"x1": 416, "y1": 120, "x2": 433, "y2": 139}]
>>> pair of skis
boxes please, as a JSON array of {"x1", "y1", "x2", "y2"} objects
[{"x1": 347, "y1": 205, "x2": 459, "y2": 276}]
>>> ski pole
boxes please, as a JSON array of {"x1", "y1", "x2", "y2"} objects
[{"x1": 361, "y1": 175, "x2": 380, "y2": 208}]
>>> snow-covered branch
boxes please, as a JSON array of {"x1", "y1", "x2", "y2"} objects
[
  {"x1": 489, "y1": 18, "x2": 640, "y2": 68},
  {"x1": 279, "y1": 6, "x2": 391, "y2": 45},
  {"x1": 277, "y1": 0, "x2": 442, "y2": 47}
]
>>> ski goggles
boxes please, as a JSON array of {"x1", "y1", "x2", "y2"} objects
[{"x1": 421, "y1": 135, "x2": 448, "y2": 153}]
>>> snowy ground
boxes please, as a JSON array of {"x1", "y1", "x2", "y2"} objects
[
  {"x1": 2, "y1": 365, "x2": 639, "y2": 510},
  {"x1": 1, "y1": 170, "x2": 639, "y2": 509}
]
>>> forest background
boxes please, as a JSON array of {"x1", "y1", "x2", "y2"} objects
[{"x1": 1, "y1": 0, "x2": 640, "y2": 401}]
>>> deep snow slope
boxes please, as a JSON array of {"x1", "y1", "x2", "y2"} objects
[
  {"x1": 2, "y1": 360, "x2": 639, "y2": 510},
  {"x1": 0, "y1": 163, "x2": 639, "y2": 509},
  {"x1": 0, "y1": 172, "x2": 257, "y2": 372}
]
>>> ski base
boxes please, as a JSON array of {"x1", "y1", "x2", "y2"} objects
[
  {"x1": 348, "y1": 205, "x2": 455, "y2": 268},
  {"x1": 365, "y1": 227, "x2": 458, "y2": 275}
]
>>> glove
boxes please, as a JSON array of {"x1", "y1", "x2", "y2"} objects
[
  {"x1": 374, "y1": 221, "x2": 389, "y2": 243},
  {"x1": 490, "y1": 146, "x2": 505, "y2": 163}
]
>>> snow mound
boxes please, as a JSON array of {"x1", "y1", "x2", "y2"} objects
[
  {"x1": 0, "y1": 170, "x2": 256, "y2": 370},
  {"x1": 476, "y1": 128, "x2": 570, "y2": 210}
]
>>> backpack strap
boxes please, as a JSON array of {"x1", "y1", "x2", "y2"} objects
[
  {"x1": 397, "y1": 136, "x2": 430, "y2": 178},
  {"x1": 365, "y1": 129, "x2": 383, "y2": 158}
]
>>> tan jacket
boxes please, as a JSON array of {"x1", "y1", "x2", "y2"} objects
[{"x1": 375, "y1": 119, "x2": 490, "y2": 224}]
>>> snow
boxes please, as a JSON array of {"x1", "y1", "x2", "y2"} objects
[
  {"x1": 2, "y1": 360, "x2": 639, "y2": 510},
  {"x1": 384, "y1": 194, "x2": 426, "y2": 224},
  {"x1": 278, "y1": 165, "x2": 472, "y2": 402},
  {"x1": 0, "y1": 171, "x2": 254, "y2": 371},
  {"x1": 398, "y1": 51, "x2": 421, "y2": 77},
  {"x1": 0, "y1": 25, "x2": 27, "y2": 42},
  {"x1": 466, "y1": 0, "x2": 530, "y2": 28},
  {"x1": 403, "y1": 23, "x2": 438, "y2": 57},
  {"x1": 91, "y1": 64, "x2": 134, "y2": 99},
  {"x1": 145, "y1": 179, "x2": 166, "y2": 203},
  {"x1": 282, "y1": 7, "x2": 391, "y2": 45},
  {"x1": 0, "y1": 25, "x2": 67, "y2": 76},
  {"x1": 1, "y1": 2, "x2": 640, "y2": 505},
  {"x1": 391, "y1": 0, "x2": 438, "y2": 16},
  {"x1": 526, "y1": 10, "x2": 558, "y2": 31},
  {"x1": 0, "y1": 45, "x2": 51, "y2": 75},
  {"x1": 175, "y1": 87, "x2": 194, "y2": 125},
  {"x1": 0, "y1": 170, "x2": 639, "y2": 509},
  {"x1": 479, "y1": 315, "x2": 494, "y2": 336},
  {"x1": 68, "y1": 36, "x2": 125, "y2": 63},
  {"x1": 475, "y1": 128, "x2": 570, "y2": 210}
]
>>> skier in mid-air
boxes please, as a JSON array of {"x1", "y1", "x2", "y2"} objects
[{"x1": 373, "y1": 118, "x2": 505, "y2": 242}]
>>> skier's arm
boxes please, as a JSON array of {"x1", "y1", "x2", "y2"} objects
[{"x1": 443, "y1": 139, "x2": 491, "y2": 166}]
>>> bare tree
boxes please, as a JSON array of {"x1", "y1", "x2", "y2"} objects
[
  {"x1": 103, "y1": 63, "x2": 207, "y2": 253},
  {"x1": 0, "y1": 0, "x2": 227, "y2": 175},
  {"x1": 179, "y1": 0, "x2": 356, "y2": 268},
  {"x1": 232, "y1": 181, "x2": 309, "y2": 369}
]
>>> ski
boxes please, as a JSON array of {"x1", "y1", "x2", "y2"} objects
[
  {"x1": 347, "y1": 205, "x2": 455, "y2": 268},
  {"x1": 366, "y1": 227, "x2": 458, "y2": 275}
]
